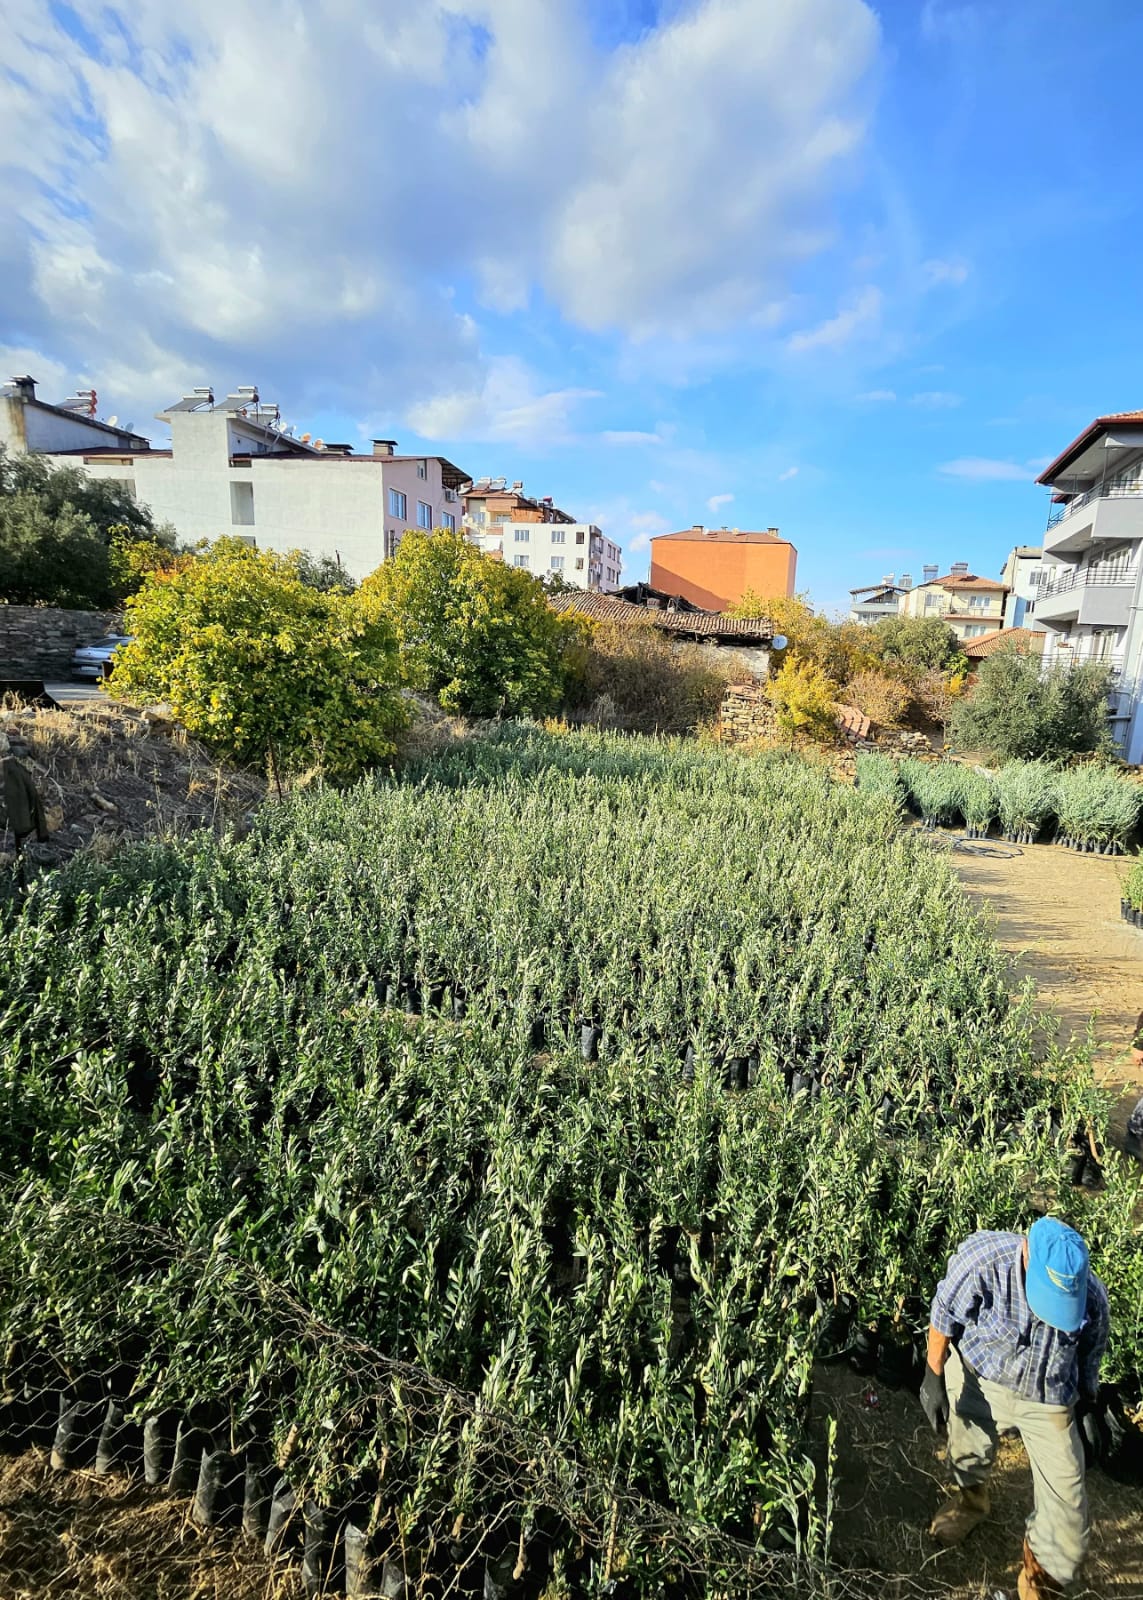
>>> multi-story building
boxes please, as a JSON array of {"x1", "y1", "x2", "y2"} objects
[
  {"x1": 1000, "y1": 546, "x2": 1046, "y2": 629},
  {"x1": 1, "y1": 374, "x2": 149, "y2": 455},
  {"x1": 4, "y1": 378, "x2": 470, "y2": 583},
  {"x1": 463, "y1": 479, "x2": 622, "y2": 590},
  {"x1": 849, "y1": 573, "x2": 914, "y2": 624},
  {"x1": 896, "y1": 562, "x2": 1008, "y2": 642},
  {"x1": 1031, "y1": 410, "x2": 1143, "y2": 760},
  {"x1": 649, "y1": 525, "x2": 797, "y2": 611}
]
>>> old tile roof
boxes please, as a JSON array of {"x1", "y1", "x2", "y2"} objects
[
  {"x1": 962, "y1": 627, "x2": 1043, "y2": 660},
  {"x1": 549, "y1": 590, "x2": 774, "y2": 642},
  {"x1": 1036, "y1": 410, "x2": 1143, "y2": 485},
  {"x1": 654, "y1": 527, "x2": 790, "y2": 545},
  {"x1": 919, "y1": 572, "x2": 1008, "y2": 591}
]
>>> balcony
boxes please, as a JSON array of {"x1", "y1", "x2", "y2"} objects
[
  {"x1": 1033, "y1": 563, "x2": 1137, "y2": 627},
  {"x1": 1043, "y1": 480, "x2": 1143, "y2": 554}
]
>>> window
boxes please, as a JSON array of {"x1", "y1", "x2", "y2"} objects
[
  {"x1": 575, "y1": 530, "x2": 585, "y2": 545},
  {"x1": 417, "y1": 460, "x2": 427, "y2": 480},
  {"x1": 494, "y1": 513, "x2": 512, "y2": 524},
  {"x1": 924, "y1": 593, "x2": 940, "y2": 611},
  {"x1": 513, "y1": 554, "x2": 530, "y2": 568},
  {"x1": 550, "y1": 529, "x2": 566, "y2": 545},
  {"x1": 514, "y1": 528, "x2": 530, "y2": 543},
  {"x1": 385, "y1": 528, "x2": 400, "y2": 560},
  {"x1": 475, "y1": 510, "x2": 488, "y2": 525},
  {"x1": 417, "y1": 500, "x2": 433, "y2": 529},
  {"x1": 550, "y1": 555, "x2": 565, "y2": 571},
  {"x1": 967, "y1": 594, "x2": 990, "y2": 612},
  {"x1": 230, "y1": 481, "x2": 255, "y2": 526},
  {"x1": 963, "y1": 624, "x2": 987, "y2": 638},
  {"x1": 388, "y1": 488, "x2": 407, "y2": 519},
  {"x1": 441, "y1": 512, "x2": 456, "y2": 533},
  {"x1": 575, "y1": 558, "x2": 584, "y2": 570}
]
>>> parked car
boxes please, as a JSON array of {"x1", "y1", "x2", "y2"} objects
[{"x1": 71, "y1": 635, "x2": 132, "y2": 681}]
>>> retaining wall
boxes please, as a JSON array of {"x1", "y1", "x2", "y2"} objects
[{"x1": 0, "y1": 605, "x2": 119, "y2": 680}]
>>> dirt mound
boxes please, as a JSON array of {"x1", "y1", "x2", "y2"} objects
[{"x1": 0, "y1": 699, "x2": 265, "y2": 867}]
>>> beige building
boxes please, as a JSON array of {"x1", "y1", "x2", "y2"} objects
[
  {"x1": 897, "y1": 562, "x2": 1008, "y2": 641},
  {"x1": 463, "y1": 478, "x2": 622, "y2": 590}
]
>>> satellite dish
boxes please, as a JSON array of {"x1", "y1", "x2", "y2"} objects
[
  {"x1": 772, "y1": 634, "x2": 789, "y2": 651},
  {"x1": 106, "y1": 415, "x2": 119, "y2": 427}
]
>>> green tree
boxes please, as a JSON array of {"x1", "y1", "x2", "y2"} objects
[
  {"x1": 869, "y1": 614, "x2": 965, "y2": 674},
  {"x1": 0, "y1": 445, "x2": 176, "y2": 607},
  {"x1": 363, "y1": 528, "x2": 577, "y2": 716},
  {"x1": 951, "y1": 646, "x2": 1113, "y2": 760},
  {"x1": 765, "y1": 656, "x2": 840, "y2": 740},
  {"x1": 111, "y1": 540, "x2": 405, "y2": 779},
  {"x1": 289, "y1": 550, "x2": 357, "y2": 594},
  {"x1": 728, "y1": 590, "x2": 874, "y2": 685}
]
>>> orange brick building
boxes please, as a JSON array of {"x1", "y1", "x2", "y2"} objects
[{"x1": 649, "y1": 525, "x2": 797, "y2": 611}]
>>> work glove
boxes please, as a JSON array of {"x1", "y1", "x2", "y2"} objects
[
  {"x1": 1076, "y1": 1394, "x2": 1111, "y2": 1469},
  {"x1": 920, "y1": 1364, "x2": 949, "y2": 1434}
]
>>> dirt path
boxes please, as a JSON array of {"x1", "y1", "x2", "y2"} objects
[{"x1": 950, "y1": 838, "x2": 1143, "y2": 1136}]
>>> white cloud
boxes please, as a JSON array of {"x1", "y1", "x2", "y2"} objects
[
  {"x1": 406, "y1": 357, "x2": 601, "y2": 447},
  {"x1": 910, "y1": 390, "x2": 962, "y2": 409},
  {"x1": 601, "y1": 427, "x2": 672, "y2": 447},
  {"x1": 921, "y1": 258, "x2": 970, "y2": 287},
  {"x1": 938, "y1": 457, "x2": 1031, "y2": 482},
  {"x1": 778, "y1": 466, "x2": 799, "y2": 480},
  {"x1": 855, "y1": 388, "x2": 897, "y2": 403},
  {"x1": 628, "y1": 532, "x2": 653, "y2": 553},
  {"x1": 1, "y1": 0, "x2": 883, "y2": 423},
  {"x1": 707, "y1": 492, "x2": 735, "y2": 513},
  {"x1": 787, "y1": 286, "x2": 882, "y2": 352}
]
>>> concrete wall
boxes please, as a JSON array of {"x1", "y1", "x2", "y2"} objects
[
  {"x1": 650, "y1": 538, "x2": 796, "y2": 610},
  {"x1": 470, "y1": 522, "x2": 622, "y2": 590},
  {"x1": 0, "y1": 605, "x2": 119, "y2": 680}
]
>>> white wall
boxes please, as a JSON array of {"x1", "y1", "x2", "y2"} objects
[
  {"x1": 1, "y1": 394, "x2": 145, "y2": 455},
  {"x1": 471, "y1": 522, "x2": 623, "y2": 590}
]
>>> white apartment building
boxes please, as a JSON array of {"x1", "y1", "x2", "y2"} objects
[
  {"x1": 1031, "y1": 410, "x2": 1143, "y2": 762},
  {"x1": 848, "y1": 573, "x2": 914, "y2": 624},
  {"x1": 1000, "y1": 546, "x2": 1046, "y2": 629},
  {"x1": 2, "y1": 378, "x2": 470, "y2": 583},
  {"x1": 468, "y1": 522, "x2": 621, "y2": 590},
  {"x1": 462, "y1": 479, "x2": 622, "y2": 591}
]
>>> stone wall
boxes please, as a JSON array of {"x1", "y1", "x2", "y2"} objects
[
  {"x1": 0, "y1": 605, "x2": 119, "y2": 680},
  {"x1": 718, "y1": 682, "x2": 778, "y2": 744}
]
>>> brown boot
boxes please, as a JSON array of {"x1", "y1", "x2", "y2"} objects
[
  {"x1": 929, "y1": 1483, "x2": 991, "y2": 1545},
  {"x1": 1017, "y1": 1538, "x2": 1066, "y2": 1600}
]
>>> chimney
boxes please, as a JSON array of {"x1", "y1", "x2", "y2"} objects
[
  {"x1": 923, "y1": 563, "x2": 939, "y2": 584},
  {"x1": 372, "y1": 439, "x2": 397, "y2": 458},
  {"x1": 9, "y1": 375, "x2": 36, "y2": 400},
  {"x1": 881, "y1": 573, "x2": 895, "y2": 586},
  {"x1": 950, "y1": 560, "x2": 969, "y2": 577},
  {"x1": 900, "y1": 573, "x2": 912, "y2": 590},
  {"x1": 692, "y1": 523, "x2": 704, "y2": 533},
  {"x1": 767, "y1": 527, "x2": 779, "y2": 536}
]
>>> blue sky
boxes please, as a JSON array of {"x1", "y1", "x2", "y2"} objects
[{"x1": 4, "y1": 0, "x2": 1143, "y2": 609}]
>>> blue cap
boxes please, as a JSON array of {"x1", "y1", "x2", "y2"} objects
[{"x1": 1026, "y1": 1217, "x2": 1089, "y2": 1333}]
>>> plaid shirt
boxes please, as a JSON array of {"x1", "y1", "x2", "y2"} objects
[{"x1": 931, "y1": 1230, "x2": 1109, "y2": 1406}]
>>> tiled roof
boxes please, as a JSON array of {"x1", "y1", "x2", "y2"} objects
[
  {"x1": 549, "y1": 590, "x2": 773, "y2": 642},
  {"x1": 962, "y1": 627, "x2": 1043, "y2": 660},
  {"x1": 1036, "y1": 411, "x2": 1143, "y2": 485},
  {"x1": 918, "y1": 572, "x2": 1007, "y2": 591}
]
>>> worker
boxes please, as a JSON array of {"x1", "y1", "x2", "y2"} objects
[{"x1": 920, "y1": 1218, "x2": 1109, "y2": 1599}]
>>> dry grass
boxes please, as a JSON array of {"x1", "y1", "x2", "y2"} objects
[
  {"x1": 809, "y1": 1364, "x2": 1143, "y2": 1600},
  {"x1": 0, "y1": 1450, "x2": 304, "y2": 1600},
  {"x1": 0, "y1": 697, "x2": 266, "y2": 865}
]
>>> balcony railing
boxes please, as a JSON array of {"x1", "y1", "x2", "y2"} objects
[
  {"x1": 1036, "y1": 564, "x2": 1138, "y2": 600},
  {"x1": 1046, "y1": 479, "x2": 1143, "y2": 530}
]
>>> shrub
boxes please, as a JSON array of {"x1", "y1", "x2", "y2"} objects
[
  {"x1": 994, "y1": 761, "x2": 1057, "y2": 844},
  {"x1": 845, "y1": 668, "x2": 911, "y2": 728},
  {"x1": 363, "y1": 528, "x2": 576, "y2": 717},
  {"x1": 952, "y1": 648, "x2": 1113, "y2": 761},
  {"x1": 901, "y1": 759, "x2": 965, "y2": 828},
  {"x1": 112, "y1": 540, "x2": 405, "y2": 779},
  {"x1": 565, "y1": 619, "x2": 737, "y2": 734},
  {"x1": 960, "y1": 769, "x2": 998, "y2": 839},
  {"x1": 855, "y1": 751, "x2": 905, "y2": 812},
  {"x1": 1053, "y1": 765, "x2": 1143, "y2": 854},
  {"x1": 765, "y1": 657, "x2": 839, "y2": 741},
  {"x1": 1123, "y1": 857, "x2": 1143, "y2": 912}
]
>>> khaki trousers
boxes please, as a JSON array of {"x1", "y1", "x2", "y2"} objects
[{"x1": 945, "y1": 1346, "x2": 1089, "y2": 1585}]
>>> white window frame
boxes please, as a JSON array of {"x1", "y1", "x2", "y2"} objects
[
  {"x1": 550, "y1": 529, "x2": 566, "y2": 545},
  {"x1": 513, "y1": 553, "x2": 530, "y2": 568},
  {"x1": 417, "y1": 460, "x2": 427, "y2": 480},
  {"x1": 388, "y1": 488, "x2": 407, "y2": 519},
  {"x1": 417, "y1": 500, "x2": 433, "y2": 530},
  {"x1": 550, "y1": 555, "x2": 565, "y2": 571},
  {"x1": 514, "y1": 528, "x2": 530, "y2": 543},
  {"x1": 230, "y1": 480, "x2": 255, "y2": 526},
  {"x1": 441, "y1": 512, "x2": 456, "y2": 533}
]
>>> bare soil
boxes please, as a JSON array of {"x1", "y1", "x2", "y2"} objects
[
  {"x1": 811, "y1": 1365, "x2": 1143, "y2": 1600},
  {"x1": 950, "y1": 837, "x2": 1143, "y2": 1137},
  {"x1": 0, "y1": 1450, "x2": 303, "y2": 1599}
]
